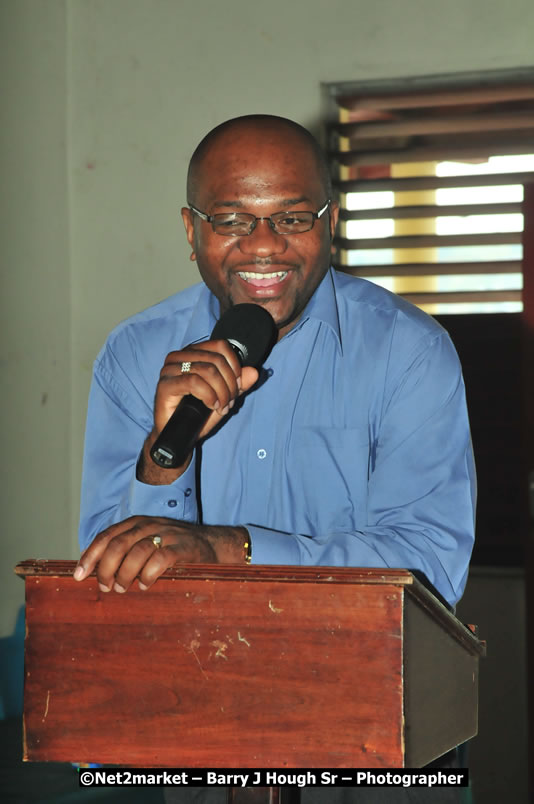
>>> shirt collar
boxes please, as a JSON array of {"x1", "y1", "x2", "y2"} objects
[
  {"x1": 295, "y1": 267, "x2": 342, "y2": 349},
  {"x1": 182, "y1": 267, "x2": 342, "y2": 350},
  {"x1": 182, "y1": 283, "x2": 220, "y2": 345}
]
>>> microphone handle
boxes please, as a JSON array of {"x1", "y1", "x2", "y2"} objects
[{"x1": 150, "y1": 395, "x2": 210, "y2": 469}]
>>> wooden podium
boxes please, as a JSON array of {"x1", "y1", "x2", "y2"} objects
[{"x1": 16, "y1": 561, "x2": 484, "y2": 778}]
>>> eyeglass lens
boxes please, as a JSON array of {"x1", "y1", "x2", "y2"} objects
[{"x1": 211, "y1": 211, "x2": 315, "y2": 235}]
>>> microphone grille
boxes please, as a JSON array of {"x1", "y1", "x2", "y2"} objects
[{"x1": 211, "y1": 303, "x2": 277, "y2": 367}]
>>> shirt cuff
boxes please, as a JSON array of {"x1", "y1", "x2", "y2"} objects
[
  {"x1": 121, "y1": 456, "x2": 198, "y2": 521},
  {"x1": 245, "y1": 525, "x2": 301, "y2": 566}
]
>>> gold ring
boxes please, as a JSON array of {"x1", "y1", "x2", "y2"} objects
[
  {"x1": 181, "y1": 361, "x2": 192, "y2": 373},
  {"x1": 152, "y1": 535, "x2": 162, "y2": 549}
]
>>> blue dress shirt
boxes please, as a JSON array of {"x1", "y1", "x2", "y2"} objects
[{"x1": 79, "y1": 269, "x2": 475, "y2": 606}]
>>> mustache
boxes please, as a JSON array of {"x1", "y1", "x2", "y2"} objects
[{"x1": 231, "y1": 259, "x2": 298, "y2": 269}]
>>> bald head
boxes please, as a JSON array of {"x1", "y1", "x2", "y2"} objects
[
  {"x1": 187, "y1": 115, "x2": 332, "y2": 206},
  {"x1": 181, "y1": 114, "x2": 339, "y2": 339}
]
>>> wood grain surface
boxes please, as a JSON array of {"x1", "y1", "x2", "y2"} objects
[{"x1": 17, "y1": 562, "x2": 484, "y2": 768}]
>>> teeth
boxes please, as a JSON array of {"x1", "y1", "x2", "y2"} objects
[{"x1": 237, "y1": 271, "x2": 288, "y2": 281}]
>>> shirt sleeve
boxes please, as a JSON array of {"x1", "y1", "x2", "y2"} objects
[
  {"x1": 246, "y1": 332, "x2": 476, "y2": 608},
  {"x1": 78, "y1": 349, "x2": 199, "y2": 552}
]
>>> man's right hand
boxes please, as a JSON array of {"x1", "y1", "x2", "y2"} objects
[{"x1": 137, "y1": 338, "x2": 259, "y2": 485}]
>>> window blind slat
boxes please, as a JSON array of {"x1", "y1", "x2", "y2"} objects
[
  {"x1": 336, "y1": 85, "x2": 534, "y2": 113},
  {"x1": 401, "y1": 290, "x2": 522, "y2": 305},
  {"x1": 333, "y1": 139, "x2": 534, "y2": 166},
  {"x1": 335, "y1": 262, "x2": 521, "y2": 277},
  {"x1": 340, "y1": 203, "x2": 523, "y2": 221},
  {"x1": 336, "y1": 233, "x2": 522, "y2": 250},
  {"x1": 335, "y1": 111, "x2": 534, "y2": 140},
  {"x1": 336, "y1": 171, "x2": 534, "y2": 193}
]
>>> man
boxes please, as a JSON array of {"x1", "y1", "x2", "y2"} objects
[{"x1": 75, "y1": 115, "x2": 475, "y2": 802}]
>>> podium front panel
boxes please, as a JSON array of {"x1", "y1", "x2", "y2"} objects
[{"x1": 17, "y1": 562, "x2": 484, "y2": 768}]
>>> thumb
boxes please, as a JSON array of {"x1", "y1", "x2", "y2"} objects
[
  {"x1": 240, "y1": 366, "x2": 260, "y2": 393},
  {"x1": 198, "y1": 365, "x2": 260, "y2": 440}
]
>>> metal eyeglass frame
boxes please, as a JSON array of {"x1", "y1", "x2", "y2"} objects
[{"x1": 188, "y1": 199, "x2": 331, "y2": 236}]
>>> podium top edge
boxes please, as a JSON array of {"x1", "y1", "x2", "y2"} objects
[
  {"x1": 15, "y1": 559, "x2": 416, "y2": 585},
  {"x1": 15, "y1": 560, "x2": 485, "y2": 655}
]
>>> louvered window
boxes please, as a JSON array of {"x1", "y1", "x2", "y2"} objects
[{"x1": 327, "y1": 74, "x2": 534, "y2": 314}]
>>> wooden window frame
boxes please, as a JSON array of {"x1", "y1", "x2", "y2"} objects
[{"x1": 324, "y1": 68, "x2": 534, "y2": 312}]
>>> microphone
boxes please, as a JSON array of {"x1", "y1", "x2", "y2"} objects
[{"x1": 150, "y1": 303, "x2": 277, "y2": 468}]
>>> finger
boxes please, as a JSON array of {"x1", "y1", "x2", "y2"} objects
[
  {"x1": 93, "y1": 527, "x2": 143, "y2": 591},
  {"x1": 112, "y1": 536, "x2": 162, "y2": 593},
  {"x1": 163, "y1": 360, "x2": 239, "y2": 410},
  {"x1": 166, "y1": 345, "x2": 241, "y2": 400},
  {"x1": 137, "y1": 546, "x2": 180, "y2": 590},
  {"x1": 194, "y1": 365, "x2": 260, "y2": 440},
  {"x1": 154, "y1": 370, "x2": 231, "y2": 441},
  {"x1": 137, "y1": 538, "x2": 217, "y2": 589},
  {"x1": 155, "y1": 353, "x2": 242, "y2": 434},
  {"x1": 73, "y1": 517, "x2": 142, "y2": 581},
  {"x1": 166, "y1": 339, "x2": 242, "y2": 378},
  {"x1": 96, "y1": 518, "x2": 179, "y2": 590}
]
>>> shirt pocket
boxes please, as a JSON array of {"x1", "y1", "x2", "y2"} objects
[{"x1": 285, "y1": 425, "x2": 370, "y2": 535}]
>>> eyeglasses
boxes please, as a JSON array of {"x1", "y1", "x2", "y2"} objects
[{"x1": 188, "y1": 200, "x2": 330, "y2": 236}]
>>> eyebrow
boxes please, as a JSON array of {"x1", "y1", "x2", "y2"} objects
[{"x1": 212, "y1": 196, "x2": 311, "y2": 210}]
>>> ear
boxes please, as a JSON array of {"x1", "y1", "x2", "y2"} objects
[
  {"x1": 181, "y1": 207, "x2": 196, "y2": 260},
  {"x1": 328, "y1": 200, "x2": 339, "y2": 241}
]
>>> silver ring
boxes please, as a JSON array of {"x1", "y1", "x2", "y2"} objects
[
  {"x1": 181, "y1": 361, "x2": 192, "y2": 373},
  {"x1": 152, "y1": 535, "x2": 162, "y2": 549}
]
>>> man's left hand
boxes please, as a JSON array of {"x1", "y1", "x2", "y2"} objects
[{"x1": 73, "y1": 516, "x2": 247, "y2": 593}]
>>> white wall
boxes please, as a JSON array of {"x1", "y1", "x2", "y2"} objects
[
  {"x1": 2, "y1": 0, "x2": 534, "y2": 637},
  {"x1": 1, "y1": 0, "x2": 71, "y2": 637}
]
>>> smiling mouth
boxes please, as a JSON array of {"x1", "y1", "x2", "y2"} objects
[{"x1": 237, "y1": 270, "x2": 289, "y2": 287}]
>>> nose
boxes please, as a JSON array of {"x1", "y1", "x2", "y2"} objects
[{"x1": 238, "y1": 218, "x2": 287, "y2": 257}]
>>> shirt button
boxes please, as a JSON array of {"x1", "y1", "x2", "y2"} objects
[
  {"x1": 167, "y1": 499, "x2": 177, "y2": 508},
  {"x1": 266, "y1": 368, "x2": 274, "y2": 377},
  {"x1": 257, "y1": 449, "x2": 267, "y2": 460},
  {"x1": 184, "y1": 488, "x2": 192, "y2": 497}
]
